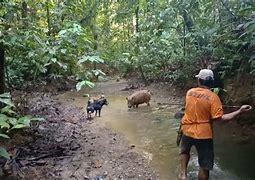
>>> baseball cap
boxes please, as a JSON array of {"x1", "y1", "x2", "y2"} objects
[{"x1": 195, "y1": 69, "x2": 214, "y2": 80}]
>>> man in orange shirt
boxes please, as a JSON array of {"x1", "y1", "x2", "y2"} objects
[{"x1": 179, "y1": 69, "x2": 252, "y2": 180}]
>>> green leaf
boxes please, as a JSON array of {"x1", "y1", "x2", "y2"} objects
[
  {"x1": 78, "y1": 55, "x2": 104, "y2": 64},
  {"x1": 11, "y1": 124, "x2": 28, "y2": 129},
  {"x1": 251, "y1": 60, "x2": 255, "y2": 68},
  {"x1": 122, "y1": 53, "x2": 130, "y2": 56},
  {"x1": 0, "y1": 98, "x2": 14, "y2": 107},
  {"x1": 0, "y1": 114, "x2": 10, "y2": 129},
  {"x1": 57, "y1": 62, "x2": 67, "y2": 69},
  {"x1": 243, "y1": 20, "x2": 255, "y2": 29},
  {"x1": 0, "y1": 121, "x2": 10, "y2": 129},
  {"x1": 30, "y1": 117, "x2": 45, "y2": 121},
  {"x1": 0, "y1": 114, "x2": 8, "y2": 121},
  {"x1": 18, "y1": 116, "x2": 31, "y2": 127},
  {"x1": 76, "y1": 80, "x2": 95, "y2": 91},
  {"x1": 8, "y1": 118, "x2": 17, "y2": 126},
  {"x1": 49, "y1": 48, "x2": 56, "y2": 56},
  {"x1": 249, "y1": 55, "x2": 255, "y2": 63},
  {"x1": 0, "y1": 148, "x2": 10, "y2": 159},
  {"x1": 58, "y1": 29, "x2": 68, "y2": 37},
  {"x1": 0, "y1": 93, "x2": 11, "y2": 98},
  {"x1": 44, "y1": 62, "x2": 52, "y2": 67},
  {"x1": 212, "y1": 88, "x2": 220, "y2": 95},
  {"x1": 0, "y1": 133, "x2": 10, "y2": 139},
  {"x1": 51, "y1": 58, "x2": 57, "y2": 63},
  {"x1": 1, "y1": 106, "x2": 16, "y2": 115},
  {"x1": 28, "y1": 51, "x2": 35, "y2": 58},
  {"x1": 60, "y1": 49, "x2": 67, "y2": 54},
  {"x1": 91, "y1": 69, "x2": 106, "y2": 76}
]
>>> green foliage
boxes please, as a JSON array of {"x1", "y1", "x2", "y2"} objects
[
  {"x1": 1, "y1": 0, "x2": 254, "y2": 88},
  {"x1": 0, "y1": 93, "x2": 14, "y2": 107},
  {"x1": 76, "y1": 80, "x2": 95, "y2": 91},
  {"x1": 0, "y1": 0, "x2": 254, "y2": 161},
  {"x1": 78, "y1": 55, "x2": 104, "y2": 64},
  {"x1": 1, "y1": 0, "x2": 105, "y2": 90},
  {"x1": 0, "y1": 148, "x2": 10, "y2": 159},
  {"x1": 0, "y1": 93, "x2": 44, "y2": 159},
  {"x1": 104, "y1": 0, "x2": 255, "y2": 82}
]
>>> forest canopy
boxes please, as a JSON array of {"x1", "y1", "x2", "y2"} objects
[{"x1": 0, "y1": 0, "x2": 254, "y2": 90}]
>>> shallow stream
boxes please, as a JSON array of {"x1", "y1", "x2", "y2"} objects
[{"x1": 58, "y1": 82, "x2": 255, "y2": 180}]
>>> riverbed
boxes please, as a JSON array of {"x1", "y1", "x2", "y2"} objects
[{"x1": 58, "y1": 79, "x2": 255, "y2": 180}]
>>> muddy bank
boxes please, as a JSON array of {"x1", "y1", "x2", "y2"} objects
[
  {"x1": 0, "y1": 89, "x2": 158, "y2": 179},
  {"x1": 56, "y1": 78, "x2": 255, "y2": 179}
]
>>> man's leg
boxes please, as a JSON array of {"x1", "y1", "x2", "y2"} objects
[
  {"x1": 195, "y1": 139, "x2": 214, "y2": 180},
  {"x1": 179, "y1": 135, "x2": 192, "y2": 179},
  {"x1": 179, "y1": 153, "x2": 190, "y2": 179},
  {"x1": 198, "y1": 167, "x2": 209, "y2": 180}
]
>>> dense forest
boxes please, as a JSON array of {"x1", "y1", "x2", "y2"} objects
[
  {"x1": 0, "y1": 0, "x2": 254, "y2": 172},
  {"x1": 0, "y1": 0, "x2": 254, "y2": 90}
]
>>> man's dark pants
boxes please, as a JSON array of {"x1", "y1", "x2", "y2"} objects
[{"x1": 180, "y1": 134, "x2": 214, "y2": 170}]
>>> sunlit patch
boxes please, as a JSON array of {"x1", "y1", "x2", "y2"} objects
[{"x1": 142, "y1": 151, "x2": 153, "y2": 161}]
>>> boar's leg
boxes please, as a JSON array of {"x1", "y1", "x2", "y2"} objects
[{"x1": 135, "y1": 104, "x2": 138, "y2": 108}]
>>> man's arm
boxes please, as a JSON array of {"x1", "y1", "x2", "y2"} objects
[{"x1": 216, "y1": 105, "x2": 252, "y2": 122}]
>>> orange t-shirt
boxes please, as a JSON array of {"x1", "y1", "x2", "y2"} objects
[{"x1": 181, "y1": 87, "x2": 224, "y2": 139}]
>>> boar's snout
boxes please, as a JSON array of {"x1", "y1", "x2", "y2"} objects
[
  {"x1": 126, "y1": 97, "x2": 132, "y2": 108},
  {"x1": 127, "y1": 101, "x2": 132, "y2": 108}
]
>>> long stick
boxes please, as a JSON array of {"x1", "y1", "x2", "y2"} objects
[
  {"x1": 157, "y1": 102, "x2": 240, "y2": 108},
  {"x1": 222, "y1": 105, "x2": 240, "y2": 108}
]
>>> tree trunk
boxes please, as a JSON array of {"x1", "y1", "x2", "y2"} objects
[
  {"x1": 122, "y1": 21, "x2": 125, "y2": 51},
  {"x1": 21, "y1": 1, "x2": 28, "y2": 17},
  {"x1": 0, "y1": 43, "x2": 5, "y2": 94},
  {"x1": 46, "y1": 0, "x2": 51, "y2": 36},
  {"x1": 93, "y1": 33, "x2": 98, "y2": 71},
  {"x1": 182, "y1": 10, "x2": 201, "y2": 50},
  {"x1": 182, "y1": 10, "x2": 193, "y2": 32},
  {"x1": 91, "y1": 24, "x2": 98, "y2": 71},
  {"x1": 90, "y1": 24, "x2": 99, "y2": 81},
  {"x1": 135, "y1": 6, "x2": 139, "y2": 50},
  {"x1": 220, "y1": 0, "x2": 236, "y2": 21},
  {"x1": 135, "y1": 4, "x2": 148, "y2": 86},
  {"x1": 183, "y1": 17, "x2": 186, "y2": 57}
]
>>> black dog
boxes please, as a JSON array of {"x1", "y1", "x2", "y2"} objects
[
  {"x1": 86, "y1": 98, "x2": 95, "y2": 119},
  {"x1": 93, "y1": 98, "x2": 108, "y2": 117},
  {"x1": 86, "y1": 97, "x2": 108, "y2": 119}
]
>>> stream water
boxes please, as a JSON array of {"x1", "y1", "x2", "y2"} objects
[{"x1": 58, "y1": 83, "x2": 255, "y2": 180}]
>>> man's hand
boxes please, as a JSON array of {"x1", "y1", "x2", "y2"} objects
[
  {"x1": 220, "y1": 105, "x2": 252, "y2": 122},
  {"x1": 239, "y1": 105, "x2": 252, "y2": 113}
]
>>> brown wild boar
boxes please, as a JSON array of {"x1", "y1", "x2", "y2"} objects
[{"x1": 126, "y1": 90, "x2": 151, "y2": 108}]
